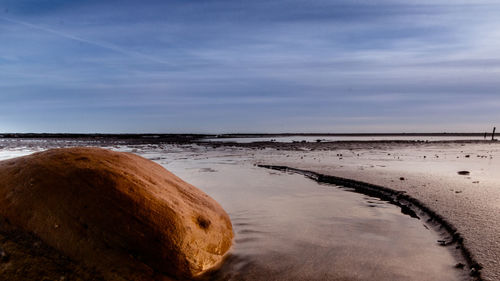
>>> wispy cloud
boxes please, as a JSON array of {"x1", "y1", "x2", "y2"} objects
[
  {"x1": 0, "y1": 15, "x2": 174, "y2": 66},
  {"x1": 1, "y1": 1, "x2": 500, "y2": 133}
]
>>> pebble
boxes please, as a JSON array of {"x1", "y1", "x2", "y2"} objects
[{"x1": 470, "y1": 267, "x2": 480, "y2": 276}]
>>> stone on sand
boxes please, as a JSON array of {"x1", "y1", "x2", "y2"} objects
[{"x1": 0, "y1": 147, "x2": 233, "y2": 280}]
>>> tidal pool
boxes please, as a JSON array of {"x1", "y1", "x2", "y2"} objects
[{"x1": 162, "y1": 154, "x2": 467, "y2": 281}]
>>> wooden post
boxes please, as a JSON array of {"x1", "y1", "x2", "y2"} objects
[
  {"x1": 492, "y1": 127, "x2": 496, "y2": 141},
  {"x1": 484, "y1": 132, "x2": 487, "y2": 139}
]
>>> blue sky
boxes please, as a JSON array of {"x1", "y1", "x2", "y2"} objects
[{"x1": 1, "y1": 0, "x2": 500, "y2": 133}]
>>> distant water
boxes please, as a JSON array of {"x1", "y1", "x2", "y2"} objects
[{"x1": 202, "y1": 135, "x2": 483, "y2": 143}]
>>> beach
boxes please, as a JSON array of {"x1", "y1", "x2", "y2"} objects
[
  {"x1": 6, "y1": 0, "x2": 500, "y2": 279},
  {"x1": 0, "y1": 136, "x2": 498, "y2": 280},
  {"x1": 249, "y1": 140, "x2": 500, "y2": 281}
]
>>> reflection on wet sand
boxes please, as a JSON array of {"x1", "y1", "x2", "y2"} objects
[{"x1": 165, "y1": 156, "x2": 467, "y2": 281}]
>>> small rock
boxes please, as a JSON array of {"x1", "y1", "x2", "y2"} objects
[
  {"x1": 465, "y1": 155, "x2": 470, "y2": 158},
  {"x1": 437, "y1": 240, "x2": 447, "y2": 246},
  {"x1": 455, "y1": 263, "x2": 465, "y2": 269},
  {"x1": 470, "y1": 267, "x2": 480, "y2": 276},
  {"x1": 399, "y1": 177, "x2": 405, "y2": 181},
  {"x1": 457, "y1": 171, "x2": 470, "y2": 175}
]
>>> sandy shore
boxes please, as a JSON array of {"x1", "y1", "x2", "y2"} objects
[
  {"x1": 245, "y1": 141, "x2": 500, "y2": 281},
  {"x1": 0, "y1": 137, "x2": 498, "y2": 280}
]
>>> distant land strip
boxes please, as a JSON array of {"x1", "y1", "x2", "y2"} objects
[{"x1": 0, "y1": 132, "x2": 494, "y2": 139}]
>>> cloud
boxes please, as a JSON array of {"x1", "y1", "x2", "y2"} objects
[
  {"x1": 1, "y1": 1, "x2": 500, "y2": 132},
  {"x1": 0, "y1": 16, "x2": 175, "y2": 66}
]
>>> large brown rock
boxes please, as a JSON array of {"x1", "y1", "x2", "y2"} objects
[{"x1": 0, "y1": 147, "x2": 233, "y2": 280}]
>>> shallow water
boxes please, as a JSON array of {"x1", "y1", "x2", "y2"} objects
[
  {"x1": 162, "y1": 154, "x2": 465, "y2": 281},
  {"x1": 202, "y1": 135, "x2": 483, "y2": 143}
]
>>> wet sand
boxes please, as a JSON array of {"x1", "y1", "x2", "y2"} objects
[
  {"x1": 163, "y1": 154, "x2": 467, "y2": 281},
  {"x1": 0, "y1": 138, "x2": 498, "y2": 280},
  {"x1": 249, "y1": 141, "x2": 500, "y2": 281}
]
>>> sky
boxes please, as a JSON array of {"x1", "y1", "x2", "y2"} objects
[{"x1": 1, "y1": 0, "x2": 500, "y2": 133}]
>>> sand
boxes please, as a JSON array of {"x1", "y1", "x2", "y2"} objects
[
  {"x1": 165, "y1": 155, "x2": 469, "y2": 281},
  {"x1": 0, "y1": 137, "x2": 498, "y2": 280},
  {"x1": 250, "y1": 141, "x2": 500, "y2": 281}
]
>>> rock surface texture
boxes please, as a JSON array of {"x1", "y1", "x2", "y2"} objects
[{"x1": 0, "y1": 147, "x2": 233, "y2": 280}]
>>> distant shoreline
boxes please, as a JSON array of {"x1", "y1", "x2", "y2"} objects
[
  {"x1": 0, "y1": 132, "x2": 495, "y2": 139},
  {"x1": 0, "y1": 133, "x2": 496, "y2": 147}
]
